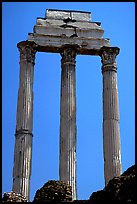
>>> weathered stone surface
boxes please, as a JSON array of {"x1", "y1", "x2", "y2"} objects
[
  {"x1": 46, "y1": 9, "x2": 91, "y2": 22},
  {"x1": 33, "y1": 180, "x2": 72, "y2": 202},
  {"x1": 2, "y1": 192, "x2": 28, "y2": 202},
  {"x1": 12, "y1": 41, "x2": 36, "y2": 201},
  {"x1": 89, "y1": 165, "x2": 135, "y2": 203},
  {"x1": 28, "y1": 34, "x2": 110, "y2": 55},
  {"x1": 12, "y1": 9, "x2": 120, "y2": 203},
  {"x1": 36, "y1": 18, "x2": 101, "y2": 30},
  {"x1": 100, "y1": 47, "x2": 122, "y2": 185},
  {"x1": 33, "y1": 25, "x2": 104, "y2": 39},
  {"x1": 59, "y1": 46, "x2": 77, "y2": 200},
  {"x1": 28, "y1": 9, "x2": 110, "y2": 55}
]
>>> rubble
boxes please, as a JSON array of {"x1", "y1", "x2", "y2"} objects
[
  {"x1": 2, "y1": 191, "x2": 28, "y2": 202},
  {"x1": 89, "y1": 164, "x2": 135, "y2": 203},
  {"x1": 33, "y1": 180, "x2": 72, "y2": 202}
]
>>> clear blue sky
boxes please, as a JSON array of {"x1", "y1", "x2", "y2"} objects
[{"x1": 2, "y1": 2, "x2": 135, "y2": 201}]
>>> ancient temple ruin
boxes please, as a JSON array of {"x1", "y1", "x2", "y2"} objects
[{"x1": 12, "y1": 9, "x2": 122, "y2": 201}]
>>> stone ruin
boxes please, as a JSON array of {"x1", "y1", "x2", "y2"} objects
[{"x1": 9, "y1": 9, "x2": 122, "y2": 201}]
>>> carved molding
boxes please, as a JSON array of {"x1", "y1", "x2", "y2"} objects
[
  {"x1": 100, "y1": 46, "x2": 120, "y2": 73},
  {"x1": 17, "y1": 41, "x2": 37, "y2": 64}
]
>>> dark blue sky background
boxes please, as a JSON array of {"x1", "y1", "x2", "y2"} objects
[{"x1": 2, "y1": 2, "x2": 135, "y2": 201}]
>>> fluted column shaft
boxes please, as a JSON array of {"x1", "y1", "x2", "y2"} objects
[
  {"x1": 59, "y1": 45, "x2": 77, "y2": 200},
  {"x1": 100, "y1": 46, "x2": 122, "y2": 185},
  {"x1": 12, "y1": 41, "x2": 37, "y2": 201}
]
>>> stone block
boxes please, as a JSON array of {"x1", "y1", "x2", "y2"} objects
[
  {"x1": 71, "y1": 11, "x2": 91, "y2": 22},
  {"x1": 46, "y1": 9, "x2": 91, "y2": 22},
  {"x1": 33, "y1": 25, "x2": 104, "y2": 39},
  {"x1": 36, "y1": 18, "x2": 101, "y2": 30},
  {"x1": 46, "y1": 9, "x2": 70, "y2": 20},
  {"x1": 28, "y1": 9, "x2": 110, "y2": 55}
]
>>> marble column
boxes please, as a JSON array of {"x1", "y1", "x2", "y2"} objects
[
  {"x1": 59, "y1": 45, "x2": 77, "y2": 200},
  {"x1": 12, "y1": 41, "x2": 37, "y2": 201},
  {"x1": 100, "y1": 46, "x2": 122, "y2": 185}
]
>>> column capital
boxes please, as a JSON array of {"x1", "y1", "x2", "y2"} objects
[
  {"x1": 99, "y1": 46, "x2": 120, "y2": 73},
  {"x1": 60, "y1": 45, "x2": 78, "y2": 65},
  {"x1": 17, "y1": 41, "x2": 37, "y2": 64}
]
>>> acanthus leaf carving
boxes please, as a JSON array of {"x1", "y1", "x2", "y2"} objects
[
  {"x1": 17, "y1": 41, "x2": 37, "y2": 64},
  {"x1": 100, "y1": 46, "x2": 120, "y2": 72},
  {"x1": 60, "y1": 46, "x2": 77, "y2": 65}
]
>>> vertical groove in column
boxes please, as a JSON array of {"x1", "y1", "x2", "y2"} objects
[
  {"x1": 12, "y1": 41, "x2": 36, "y2": 201},
  {"x1": 12, "y1": 133, "x2": 32, "y2": 200},
  {"x1": 100, "y1": 46, "x2": 122, "y2": 185},
  {"x1": 60, "y1": 46, "x2": 77, "y2": 200},
  {"x1": 103, "y1": 70, "x2": 122, "y2": 184}
]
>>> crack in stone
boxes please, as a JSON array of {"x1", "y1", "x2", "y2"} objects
[
  {"x1": 63, "y1": 18, "x2": 76, "y2": 23},
  {"x1": 60, "y1": 24, "x2": 78, "y2": 29}
]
